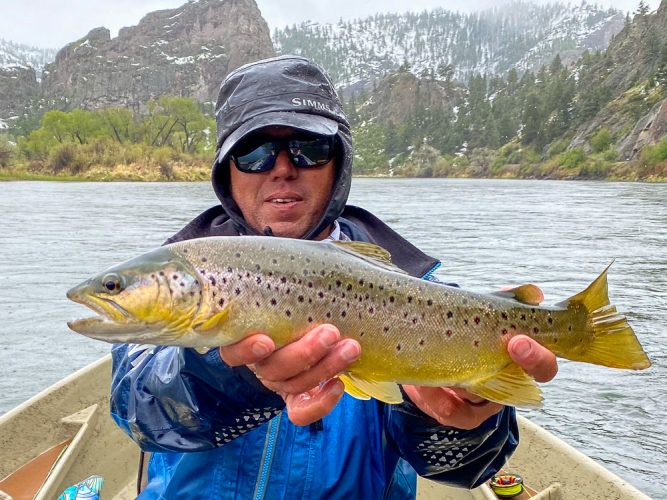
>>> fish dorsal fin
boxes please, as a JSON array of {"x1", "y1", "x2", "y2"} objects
[
  {"x1": 339, "y1": 373, "x2": 404, "y2": 404},
  {"x1": 330, "y1": 241, "x2": 409, "y2": 275},
  {"x1": 467, "y1": 363, "x2": 543, "y2": 408},
  {"x1": 490, "y1": 284, "x2": 544, "y2": 306}
]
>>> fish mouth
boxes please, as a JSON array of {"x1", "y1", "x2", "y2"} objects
[{"x1": 66, "y1": 285, "x2": 144, "y2": 337}]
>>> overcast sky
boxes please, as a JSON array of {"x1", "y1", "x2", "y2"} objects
[{"x1": 0, "y1": 0, "x2": 661, "y2": 48}]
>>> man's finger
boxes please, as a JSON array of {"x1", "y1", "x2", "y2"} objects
[
  {"x1": 253, "y1": 325, "x2": 341, "y2": 380},
  {"x1": 219, "y1": 334, "x2": 275, "y2": 367},
  {"x1": 508, "y1": 335, "x2": 558, "y2": 383},
  {"x1": 284, "y1": 379, "x2": 345, "y2": 426}
]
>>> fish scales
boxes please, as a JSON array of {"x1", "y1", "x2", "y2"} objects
[{"x1": 67, "y1": 236, "x2": 651, "y2": 408}]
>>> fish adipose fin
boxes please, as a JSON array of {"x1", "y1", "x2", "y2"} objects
[
  {"x1": 490, "y1": 284, "x2": 544, "y2": 305},
  {"x1": 468, "y1": 363, "x2": 543, "y2": 408},
  {"x1": 556, "y1": 263, "x2": 651, "y2": 370},
  {"x1": 330, "y1": 241, "x2": 409, "y2": 275},
  {"x1": 339, "y1": 373, "x2": 404, "y2": 404}
]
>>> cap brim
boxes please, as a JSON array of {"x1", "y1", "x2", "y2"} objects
[{"x1": 216, "y1": 111, "x2": 339, "y2": 164}]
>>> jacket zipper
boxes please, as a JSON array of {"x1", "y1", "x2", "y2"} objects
[
  {"x1": 421, "y1": 262, "x2": 441, "y2": 280},
  {"x1": 253, "y1": 413, "x2": 282, "y2": 500}
]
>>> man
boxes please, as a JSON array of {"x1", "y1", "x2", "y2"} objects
[{"x1": 111, "y1": 55, "x2": 557, "y2": 498}]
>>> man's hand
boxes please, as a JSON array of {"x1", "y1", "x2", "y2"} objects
[
  {"x1": 403, "y1": 335, "x2": 558, "y2": 430},
  {"x1": 219, "y1": 324, "x2": 360, "y2": 426}
]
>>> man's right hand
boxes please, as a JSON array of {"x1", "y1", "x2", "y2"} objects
[{"x1": 219, "y1": 325, "x2": 360, "y2": 426}]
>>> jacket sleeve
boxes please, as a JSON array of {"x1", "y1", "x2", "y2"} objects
[
  {"x1": 384, "y1": 395, "x2": 518, "y2": 489},
  {"x1": 110, "y1": 343, "x2": 285, "y2": 452}
]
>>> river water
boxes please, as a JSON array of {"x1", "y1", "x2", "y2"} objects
[{"x1": 0, "y1": 179, "x2": 665, "y2": 497}]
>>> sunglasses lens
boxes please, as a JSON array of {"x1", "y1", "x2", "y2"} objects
[
  {"x1": 289, "y1": 137, "x2": 334, "y2": 167},
  {"x1": 232, "y1": 141, "x2": 276, "y2": 172}
]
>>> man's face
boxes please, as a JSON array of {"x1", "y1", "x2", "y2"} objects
[{"x1": 229, "y1": 127, "x2": 336, "y2": 240}]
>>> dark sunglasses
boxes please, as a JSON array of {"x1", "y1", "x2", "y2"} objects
[{"x1": 230, "y1": 133, "x2": 336, "y2": 173}]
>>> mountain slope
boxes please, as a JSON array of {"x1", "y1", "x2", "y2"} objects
[{"x1": 273, "y1": 1, "x2": 624, "y2": 90}]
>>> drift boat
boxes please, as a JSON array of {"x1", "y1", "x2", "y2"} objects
[{"x1": 0, "y1": 355, "x2": 650, "y2": 499}]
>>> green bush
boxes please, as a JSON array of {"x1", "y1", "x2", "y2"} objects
[
  {"x1": 590, "y1": 128, "x2": 613, "y2": 153},
  {"x1": 560, "y1": 147, "x2": 587, "y2": 169},
  {"x1": 0, "y1": 135, "x2": 15, "y2": 168}
]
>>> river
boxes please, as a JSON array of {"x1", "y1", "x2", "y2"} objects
[{"x1": 0, "y1": 179, "x2": 665, "y2": 497}]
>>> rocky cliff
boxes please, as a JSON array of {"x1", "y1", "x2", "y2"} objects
[
  {"x1": 0, "y1": 67, "x2": 39, "y2": 122},
  {"x1": 40, "y1": 0, "x2": 274, "y2": 111}
]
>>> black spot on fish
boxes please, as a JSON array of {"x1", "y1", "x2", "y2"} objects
[
  {"x1": 382, "y1": 300, "x2": 386, "y2": 307},
  {"x1": 201, "y1": 257, "x2": 207, "y2": 262},
  {"x1": 336, "y1": 280, "x2": 342, "y2": 288},
  {"x1": 218, "y1": 298, "x2": 225, "y2": 307},
  {"x1": 501, "y1": 312, "x2": 508, "y2": 320},
  {"x1": 298, "y1": 295, "x2": 304, "y2": 302},
  {"x1": 290, "y1": 255, "x2": 295, "y2": 261},
  {"x1": 227, "y1": 267, "x2": 232, "y2": 273},
  {"x1": 180, "y1": 282, "x2": 185, "y2": 287},
  {"x1": 396, "y1": 344, "x2": 401, "y2": 352},
  {"x1": 183, "y1": 249, "x2": 188, "y2": 253},
  {"x1": 554, "y1": 338, "x2": 558, "y2": 344},
  {"x1": 511, "y1": 324, "x2": 517, "y2": 330},
  {"x1": 159, "y1": 271, "x2": 165, "y2": 276},
  {"x1": 464, "y1": 319, "x2": 469, "y2": 325},
  {"x1": 358, "y1": 313, "x2": 362, "y2": 320},
  {"x1": 235, "y1": 252, "x2": 241, "y2": 258},
  {"x1": 531, "y1": 308, "x2": 536, "y2": 314},
  {"x1": 403, "y1": 312, "x2": 409, "y2": 318},
  {"x1": 267, "y1": 284, "x2": 271, "y2": 290},
  {"x1": 235, "y1": 288, "x2": 241, "y2": 296},
  {"x1": 190, "y1": 291, "x2": 195, "y2": 297},
  {"x1": 308, "y1": 298, "x2": 313, "y2": 304},
  {"x1": 384, "y1": 326, "x2": 390, "y2": 333},
  {"x1": 474, "y1": 317, "x2": 481, "y2": 325},
  {"x1": 200, "y1": 269, "x2": 206, "y2": 275},
  {"x1": 256, "y1": 277, "x2": 262, "y2": 285},
  {"x1": 569, "y1": 325, "x2": 573, "y2": 331},
  {"x1": 412, "y1": 318, "x2": 418, "y2": 325},
  {"x1": 360, "y1": 331, "x2": 365, "y2": 337},
  {"x1": 365, "y1": 294, "x2": 370, "y2": 300},
  {"x1": 285, "y1": 310, "x2": 291, "y2": 317},
  {"x1": 368, "y1": 307, "x2": 374, "y2": 314},
  {"x1": 407, "y1": 296, "x2": 413, "y2": 303},
  {"x1": 427, "y1": 299, "x2": 433, "y2": 306},
  {"x1": 307, "y1": 282, "x2": 313, "y2": 288},
  {"x1": 326, "y1": 312, "x2": 331, "y2": 318},
  {"x1": 358, "y1": 279, "x2": 365, "y2": 286},
  {"x1": 502, "y1": 328, "x2": 508, "y2": 335},
  {"x1": 521, "y1": 314, "x2": 527, "y2": 321},
  {"x1": 390, "y1": 296, "x2": 395, "y2": 303},
  {"x1": 256, "y1": 301, "x2": 260, "y2": 308},
  {"x1": 369, "y1": 283, "x2": 374, "y2": 289},
  {"x1": 346, "y1": 284, "x2": 352, "y2": 291},
  {"x1": 268, "y1": 272, "x2": 273, "y2": 277},
  {"x1": 281, "y1": 277, "x2": 287, "y2": 284},
  {"x1": 245, "y1": 272, "x2": 250, "y2": 279},
  {"x1": 272, "y1": 259, "x2": 277, "y2": 264},
  {"x1": 255, "y1": 264, "x2": 261, "y2": 272},
  {"x1": 462, "y1": 299, "x2": 468, "y2": 305},
  {"x1": 151, "y1": 274, "x2": 156, "y2": 279},
  {"x1": 446, "y1": 330, "x2": 453, "y2": 338},
  {"x1": 318, "y1": 292, "x2": 324, "y2": 299},
  {"x1": 548, "y1": 317, "x2": 554, "y2": 325},
  {"x1": 209, "y1": 277, "x2": 216, "y2": 286},
  {"x1": 341, "y1": 293, "x2": 346, "y2": 299},
  {"x1": 212, "y1": 291, "x2": 216, "y2": 297},
  {"x1": 320, "y1": 270, "x2": 326, "y2": 276},
  {"x1": 533, "y1": 327, "x2": 540, "y2": 334},
  {"x1": 378, "y1": 285, "x2": 384, "y2": 291},
  {"x1": 270, "y1": 298, "x2": 277, "y2": 306},
  {"x1": 447, "y1": 311, "x2": 453, "y2": 319},
  {"x1": 341, "y1": 311, "x2": 347, "y2": 318},
  {"x1": 285, "y1": 288, "x2": 291, "y2": 295},
  {"x1": 419, "y1": 339, "x2": 425, "y2": 346},
  {"x1": 308, "y1": 317, "x2": 313, "y2": 323},
  {"x1": 474, "y1": 340, "x2": 480, "y2": 348},
  {"x1": 173, "y1": 275, "x2": 178, "y2": 280},
  {"x1": 332, "y1": 297, "x2": 336, "y2": 303},
  {"x1": 306, "y1": 258, "x2": 311, "y2": 263}
]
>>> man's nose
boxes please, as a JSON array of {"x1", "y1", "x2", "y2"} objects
[{"x1": 270, "y1": 150, "x2": 298, "y2": 179}]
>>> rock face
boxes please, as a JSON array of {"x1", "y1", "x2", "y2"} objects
[
  {"x1": 0, "y1": 67, "x2": 39, "y2": 121},
  {"x1": 619, "y1": 97, "x2": 667, "y2": 159},
  {"x1": 40, "y1": 0, "x2": 274, "y2": 111}
]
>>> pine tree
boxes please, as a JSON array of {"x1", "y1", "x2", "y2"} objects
[{"x1": 637, "y1": 1, "x2": 650, "y2": 16}]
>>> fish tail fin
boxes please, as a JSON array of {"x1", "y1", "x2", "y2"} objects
[{"x1": 557, "y1": 263, "x2": 651, "y2": 370}]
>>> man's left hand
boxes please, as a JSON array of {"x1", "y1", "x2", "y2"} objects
[{"x1": 403, "y1": 335, "x2": 558, "y2": 430}]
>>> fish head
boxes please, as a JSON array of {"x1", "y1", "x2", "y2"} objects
[{"x1": 67, "y1": 246, "x2": 203, "y2": 344}]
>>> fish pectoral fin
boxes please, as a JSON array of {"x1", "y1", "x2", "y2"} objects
[
  {"x1": 490, "y1": 284, "x2": 544, "y2": 305},
  {"x1": 467, "y1": 363, "x2": 543, "y2": 408},
  {"x1": 339, "y1": 373, "x2": 404, "y2": 404},
  {"x1": 195, "y1": 347, "x2": 215, "y2": 354},
  {"x1": 192, "y1": 307, "x2": 231, "y2": 334}
]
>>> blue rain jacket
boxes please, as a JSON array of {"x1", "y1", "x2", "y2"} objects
[{"x1": 110, "y1": 209, "x2": 519, "y2": 499}]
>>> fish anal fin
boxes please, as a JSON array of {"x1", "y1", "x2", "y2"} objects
[
  {"x1": 192, "y1": 306, "x2": 231, "y2": 334},
  {"x1": 339, "y1": 373, "x2": 403, "y2": 404},
  {"x1": 491, "y1": 284, "x2": 544, "y2": 305},
  {"x1": 468, "y1": 363, "x2": 543, "y2": 409}
]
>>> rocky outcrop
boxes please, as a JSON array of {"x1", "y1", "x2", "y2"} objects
[
  {"x1": 0, "y1": 66, "x2": 39, "y2": 122},
  {"x1": 40, "y1": 0, "x2": 274, "y2": 111},
  {"x1": 619, "y1": 97, "x2": 667, "y2": 159}
]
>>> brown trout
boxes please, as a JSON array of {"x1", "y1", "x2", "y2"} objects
[{"x1": 67, "y1": 236, "x2": 651, "y2": 407}]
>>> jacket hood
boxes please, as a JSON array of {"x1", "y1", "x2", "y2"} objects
[{"x1": 211, "y1": 55, "x2": 353, "y2": 240}]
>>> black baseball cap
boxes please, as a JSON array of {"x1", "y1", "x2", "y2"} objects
[{"x1": 214, "y1": 55, "x2": 350, "y2": 165}]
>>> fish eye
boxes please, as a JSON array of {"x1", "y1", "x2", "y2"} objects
[{"x1": 101, "y1": 274, "x2": 123, "y2": 294}]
